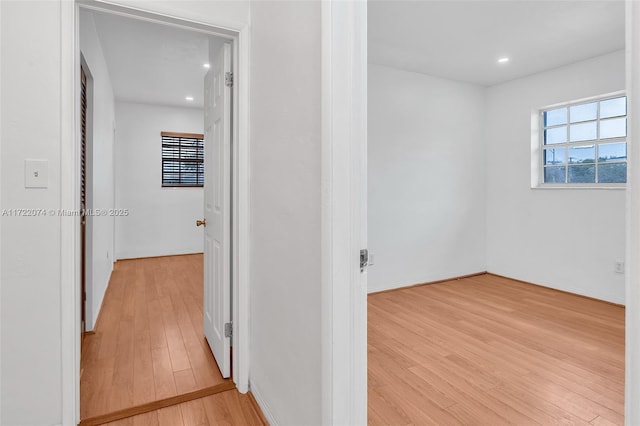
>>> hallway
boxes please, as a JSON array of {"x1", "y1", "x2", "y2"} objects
[{"x1": 80, "y1": 255, "x2": 228, "y2": 422}]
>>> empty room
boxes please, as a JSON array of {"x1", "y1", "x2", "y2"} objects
[
  {"x1": 367, "y1": 1, "x2": 626, "y2": 424},
  {"x1": 5, "y1": 1, "x2": 640, "y2": 425}
]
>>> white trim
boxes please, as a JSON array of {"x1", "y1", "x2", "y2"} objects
[
  {"x1": 233, "y1": 22, "x2": 251, "y2": 394},
  {"x1": 61, "y1": 2, "x2": 80, "y2": 424},
  {"x1": 249, "y1": 380, "x2": 278, "y2": 425},
  {"x1": 61, "y1": 3, "x2": 251, "y2": 423},
  {"x1": 626, "y1": 1, "x2": 640, "y2": 423},
  {"x1": 321, "y1": 1, "x2": 368, "y2": 425},
  {"x1": 0, "y1": 0, "x2": 3, "y2": 423},
  {"x1": 531, "y1": 185, "x2": 626, "y2": 190},
  {"x1": 87, "y1": 278, "x2": 108, "y2": 332}
]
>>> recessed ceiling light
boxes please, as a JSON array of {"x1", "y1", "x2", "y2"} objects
[
  {"x1": 497, "y1": 57, "x2": 510, "y2": 64},
  {"x1": 185, "y1": 96, "x2": 194, "y2": 101},
  {"x1": 203, "y1": 63, "x2": 210, "y2": 69}
]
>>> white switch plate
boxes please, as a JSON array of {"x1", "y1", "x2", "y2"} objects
[{"x1": 25, "y1": 159, "x2": 49, "y2": 188}]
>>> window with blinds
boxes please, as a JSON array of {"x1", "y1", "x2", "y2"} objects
[{"x1": 161, "y1": 132, "x2": 204, "y2": 187}]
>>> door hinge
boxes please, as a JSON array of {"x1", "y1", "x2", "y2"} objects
[
  {"x1": 225, "y1": 72, "x2": 233, "y2": 88},
  {"x1": 360, "y1": 248, "x2": 369, "y2": 272},
  {"x1": 224, "y1": 322, "x2": 232, "y2": 338}
]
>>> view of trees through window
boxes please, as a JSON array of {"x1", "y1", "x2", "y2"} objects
[{"x1": 542, "y1": 95, "x2": 627, "y2": 184}]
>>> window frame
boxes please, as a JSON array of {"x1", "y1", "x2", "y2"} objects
[
  {"x1": 536, "y1": 91, "x2": 627, "y2": 189},
  {"x1": 161, "y1": 131, "x2": 205, "y2": 188}
]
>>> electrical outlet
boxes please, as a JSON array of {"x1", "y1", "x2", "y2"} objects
[{"x1": 615, "y1": 260, "x2": 625, "y2": 274}]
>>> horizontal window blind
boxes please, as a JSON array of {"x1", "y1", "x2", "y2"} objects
[{"x1": 161, "y1": 131, "x2": 204, "y2": 187}]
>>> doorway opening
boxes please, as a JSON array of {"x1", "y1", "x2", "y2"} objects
[
  {"x1": 72, "y1": 2, "x2": 248, "y2": 423},
  {"x1": 366, "y1": 1, "x2": 626, "y2": 424}
]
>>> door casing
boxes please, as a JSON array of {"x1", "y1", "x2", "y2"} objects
[
  {"x1": 61, "y1": 2, "x2": 251, "y2": 423},
  {"x1": 320, "y1": 2, "x2": 368, "y2": 424}
]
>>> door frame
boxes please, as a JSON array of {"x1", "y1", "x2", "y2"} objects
[
  {"x1": 60, "y1": 2, "x2": 251, "y2": 423},
  {"x1": 321, "y1": 1, "x2": 368, "y2": 425},
  {"x1": 626, "y1": 1, "x2": 640, "y2": 422}
]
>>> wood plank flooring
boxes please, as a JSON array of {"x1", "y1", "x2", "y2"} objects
[
  {"x1": 101, "y1": 389, "x2": 266, "y2": 426},
  {"x1": 81, "y1": 255, "x2": 226, "y2": 420},
  {"x1": 368, "y1": 274, "x2": 625, "y2": 425}
]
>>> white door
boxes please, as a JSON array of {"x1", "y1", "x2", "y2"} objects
[{"x1": 203, "y1": 42, "x2": 232, "y2": 378}]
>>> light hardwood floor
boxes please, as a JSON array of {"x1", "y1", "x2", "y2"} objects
[
  {"x1": 368, "y1": 274, "x2": 625, "y2": 425},
  {"x1": 81, "y1": 255, "x2": 226, "y2": 420}
]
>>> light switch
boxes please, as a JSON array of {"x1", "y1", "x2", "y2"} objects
[{"x1": 25, "y1": 159, "x2": 49, "y2": 188}]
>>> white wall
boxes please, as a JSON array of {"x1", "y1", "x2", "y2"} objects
[
  {"x1": 80, "y1": 10, "x2": 116, "y2": 331},
  {"x1": 368, "y1": 64, "x2": 487, "y2": 293},
  {"x1": 0, "y1": 2, "x2": 633, "y2": 426},
  {"x1": 106, "y1": 0, "x2": 250, "y2": 30},
  {"x1": 249, "y1": 1, "x2": 322, "y2": 424},
  {"x1": 0, "y1": 2, "x2": 250, "y2": 425},
  {"x1": 486, "y1": 50, "x2": 626, "y2": 304},
  {"x1": 115, "y1": 101, "x2": 204, "y2": 259},
  {"x1": 1, "y1": 2, "x2": 63, "y2": 424}
]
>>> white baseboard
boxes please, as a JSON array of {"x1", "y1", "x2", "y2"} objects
[
  {"x1": 367, "y1": 271, "x2": 487, "y2": 294},
  {"x1": 250, "y1": 379, "x2": 278, "y2": 426},
  {"x1": 87, "y1": 265, "x2": 113, "y2": 331}
]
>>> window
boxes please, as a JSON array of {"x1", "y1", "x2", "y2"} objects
[
  {"x1": 540, "y1": 94, "x2": 627, "y2": 185},
  {"x1": 161, "y1": 131, "x2": 204, "y2": 187}
]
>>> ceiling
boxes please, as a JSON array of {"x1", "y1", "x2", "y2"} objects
[
  {"x1": 86, "y1": 1, "x2": 625, "y2": 104},
  {"x1": 87, "y1": 10, "x2": 215, "y2": 108},
  {"x1": 368, "y1": 0, "x2": 625, "y2": 87}
]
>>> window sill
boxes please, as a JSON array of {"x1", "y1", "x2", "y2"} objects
[{"x1": 531, "y1": 184, "x2": 626, "y2": 190}]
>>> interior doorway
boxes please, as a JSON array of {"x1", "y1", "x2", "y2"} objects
[{"x1": 74, "y1": 3, "x2": 247, "y2": 423}]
